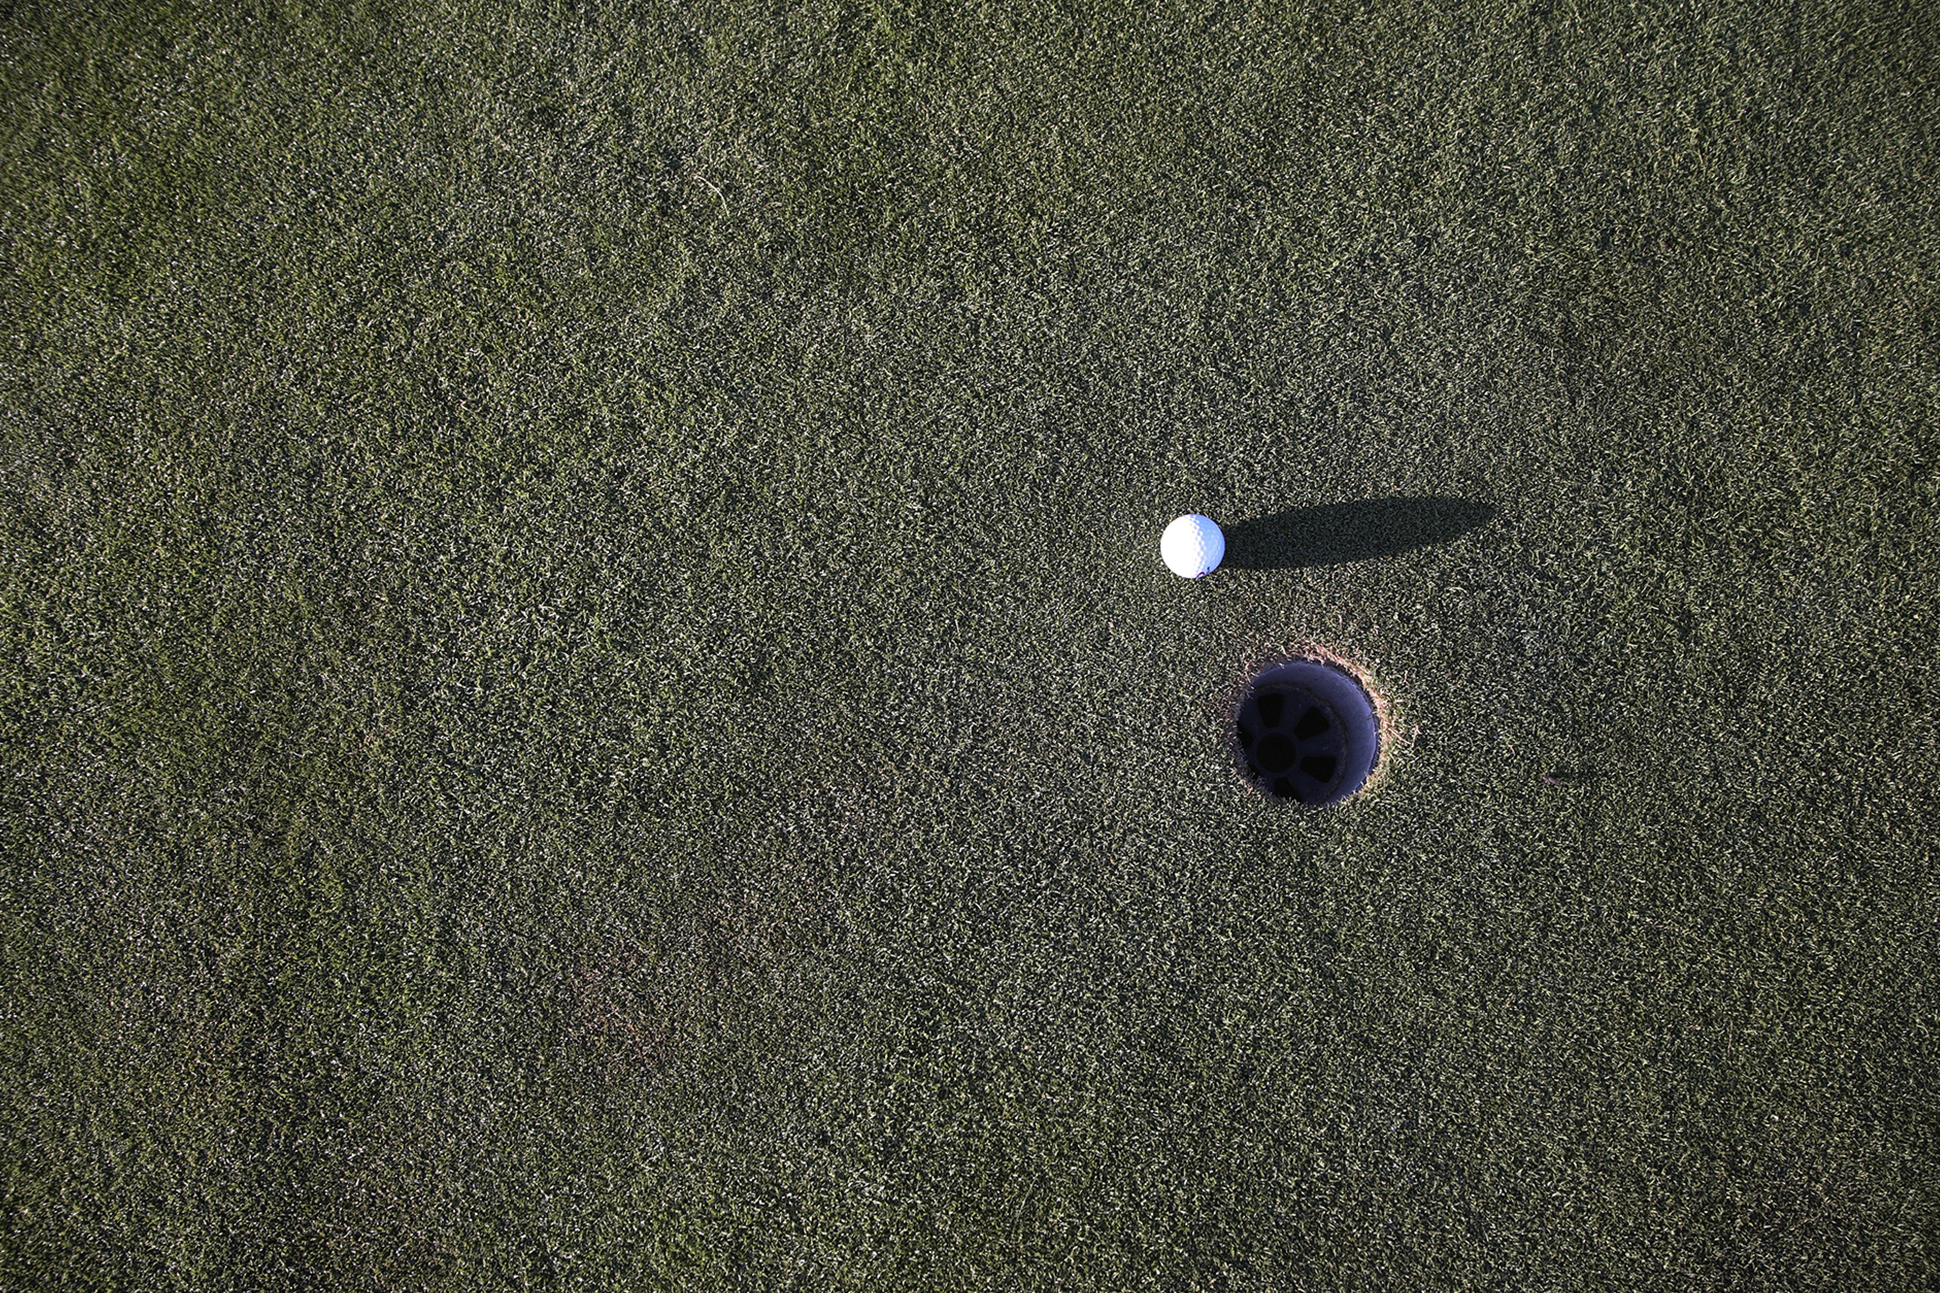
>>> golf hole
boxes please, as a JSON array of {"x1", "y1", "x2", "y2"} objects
[{"x1": 1233, "y1": 658, "x2": 1381, "y2": 806}]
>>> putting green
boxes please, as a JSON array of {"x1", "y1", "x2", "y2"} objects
[{"x1": 3, "y1": 1, "x2": 1936, "y2": 1288}]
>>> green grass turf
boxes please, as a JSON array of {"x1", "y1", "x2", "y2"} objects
[{"x1": 3, "y1": 0, "x2": 1938, "y2": 1287}]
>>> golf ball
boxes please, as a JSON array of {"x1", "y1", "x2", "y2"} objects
[{"x1": 1161, "y1": 514, "x2": 1225, "y2": 578}]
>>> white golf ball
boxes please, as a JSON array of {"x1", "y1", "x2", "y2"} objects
[{"x1": 1161, "y1": 514, "x2": 1225, "y2": 578}]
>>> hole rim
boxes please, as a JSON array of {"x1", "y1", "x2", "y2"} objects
[{"x1": 1228, "y1": 656, "x2": 1383, "y2": 808}]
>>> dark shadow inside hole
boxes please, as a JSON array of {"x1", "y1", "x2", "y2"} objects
[
  {"x1": 1292, "y1": 707, "x2": 1330, "y2": 740},
  {"x1": 1256, "y1": 734, "x2": 1296, "y2": 774},
  {"x1": 1272, "y1": 776, "x2": 1299, "y2": 800},
  {"x1": 1257, "y1": 693, "x2": 1286, "y2": 728},
  {"x1": 1301, "y1": 755, "x2": 1337, "y2": 781}
]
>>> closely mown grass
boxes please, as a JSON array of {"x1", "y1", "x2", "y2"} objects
[{"x1": 3, "y1": 0, "x2": 1937, "y2": 1288}]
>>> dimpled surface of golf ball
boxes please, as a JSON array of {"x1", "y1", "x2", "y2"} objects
[{"x1": 1161, "y1": 514, "x2": 1225, "y2": 578}]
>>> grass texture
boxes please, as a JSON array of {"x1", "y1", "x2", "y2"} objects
[{"x1": 3, "y1": 0, "x2": 1938, "y2": 1288}]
